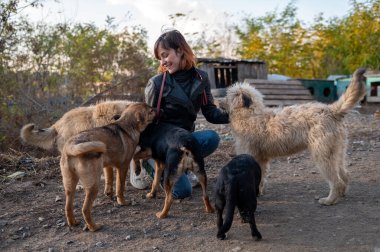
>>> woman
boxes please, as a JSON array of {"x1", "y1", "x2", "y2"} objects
[{"x1": 130, "y1": 29, "x2": 229, "y2": 199}]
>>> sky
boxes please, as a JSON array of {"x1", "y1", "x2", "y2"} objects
[{"x1": 23, "y1": 0, "x2": 357, "y2": 50}]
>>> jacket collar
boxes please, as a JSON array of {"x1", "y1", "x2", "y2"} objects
[{"x1": 165, "y1": 68, "x2": 205, "y2": 102}]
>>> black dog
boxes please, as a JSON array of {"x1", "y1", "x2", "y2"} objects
[
  {"x1": 134, "y1": 122, "x2": 214, "y2": 219},
  {"x1": 214, "y1": 154, "x2": 262, "y2": 240}
]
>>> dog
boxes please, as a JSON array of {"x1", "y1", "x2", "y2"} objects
[
  {"x1": 60, "y1": 103, "x2": 156, "y2": 231},
  {"x1": 226, "y1": 68, "x2": 367, "y2": 205},
  {"x1": 214, "y1": 154, "x2": 262, "y2": 241},
  {"x1": 134, "y1": 122, "x2": 214, "y2": 219},
  {"x1": 20, "y1": 100, "x2": 134, "y2": 152},
  {"x1": 20, "y1": 100, "x2": 133, "y2": 197}
]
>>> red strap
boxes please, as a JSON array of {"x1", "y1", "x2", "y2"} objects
[
  {"x1": 156, "y1": 71, "x2": 166, "y2": 120},
  {"x1": 202, "y1": 90, "x2": 208, "y2": 105}
]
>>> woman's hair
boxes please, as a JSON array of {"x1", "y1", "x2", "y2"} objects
[{"x1": 154, "y1": 30, "x2": 197, "y2": 73}]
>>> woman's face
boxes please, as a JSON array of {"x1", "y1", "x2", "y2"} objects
[{"x1": 157, "y1": 44, "x2": 182, "y2": 74}]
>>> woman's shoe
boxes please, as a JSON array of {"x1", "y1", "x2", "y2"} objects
[{"x1": 129, "y1": 160, "x2": 153, "y2": 190}]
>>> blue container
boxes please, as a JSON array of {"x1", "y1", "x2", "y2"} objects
[
  {"x1": 298, "y1": 79, "x2": 338, "y2": 103},
  {"x1": 335, "y1": 78, "x2": 351, "y2": 98}
]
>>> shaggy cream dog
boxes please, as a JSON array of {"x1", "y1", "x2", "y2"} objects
[{"x1": 226, "y1": 68, "x2": 367, "y2": 205}]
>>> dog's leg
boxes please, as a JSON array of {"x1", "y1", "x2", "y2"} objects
[
  {"x1": 60, "y1": 156, "x2": 80, "y2": 228},
  {"x1": 82, "y1": 184, "x2": 101, "y2": 231},
  {"x1": 115, "y1": 165, "x2": 129, "y2": 206},
  {"x1": 133, "y1": 148, "x2": 152, "y2": 176},
  {"x1": 78, "y1": 161, "x2": 103, "y2": 231},
  {"x1": 311, "y1": 146, "x2": 345, "y2": 205},
  {"x1": 215, "y1": 195, "x2": 226, "y2": 240},
  {"x1": 156, "y1": 178, "x2": 174, "y2": 219},
  {"x1": 103, "y1": 166, "x2": 113, "y2": 198},
  {"x1": 337, "y1": 143, "x2": 349, "y2": 197},
  {"x1": 249, "y1": 214, "x2": 262, "y2": 241},
  {"x1": 257, "y1": 160, "x2": 270, "y2": 196},
  {"x1": 147, "y1": 160, "x2": 164, "y2": 199},
  {"x1": 62, "y1": 169, "x2": 80, "y2": 228},
  {"x1": 196, "y1": 171, "x2": 215, "y2": 213}
]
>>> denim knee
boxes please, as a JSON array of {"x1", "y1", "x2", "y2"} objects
[
  {"x1": 172, "y1": 174, "x2": 192, "y2": 199},
  {"x1": 192, "y1": 130, "x2": 220, "y2": 158}
]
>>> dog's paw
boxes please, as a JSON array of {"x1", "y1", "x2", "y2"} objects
[
  {"x1": 83, "y1": 223, "x2": 102, "y2": 232},
  {"x1": 206, "y1": 205, "x2": 215, "y2": 213},
  {"x1": 318, "y1": 197, "x2": 336, "y2": 205},
  {"x1": 253, "y1": 232, "x2": 262, "y2": 241},
  {"x1": 104, "y1": 189, "x2": 113, "y2": 198},
  {"x1": 146, "y1": 192, "x2": 156, "y2": 199},
  {"x1": 156, "y1": 211, "x2": 167, "y2": 219},
  {"x1": 217, "y1": 233, "x2": 226, "y2": 240},
  {"x1": 68, "y1": 219, "x2": 80, "y2": 227},
  {"x1": 116, "y1": 197, "x2": 129, "y2": 206}
]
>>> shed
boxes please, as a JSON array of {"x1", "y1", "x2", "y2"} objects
[
  {"x1": 366, "y1": 73, "x2": 380, "y2": 102},
  {"x1": 197, "y1": 57, "x2": 267, "y2": 95}
]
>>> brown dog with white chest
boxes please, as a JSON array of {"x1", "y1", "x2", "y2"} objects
[{"x1": 60, "y1": 103, "x2": 156, "y2": 231}]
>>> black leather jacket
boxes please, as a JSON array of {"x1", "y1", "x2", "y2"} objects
[{"x1": 145, "y1": 68, "x2": 229, "y2": 131}]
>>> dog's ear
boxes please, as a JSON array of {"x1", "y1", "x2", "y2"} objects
[
  {"x1": 242, "y1": 93, "x2": 252, "y2": 108},
  {"x1": 112, "y1": 114, "x2": 121, "y2": 121},
  {"x1": 137, "y1": 110, "x2": 145, "y2": 123}
]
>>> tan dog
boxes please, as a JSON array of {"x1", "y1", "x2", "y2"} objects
[
  {"x1": 226, "y1": 68, "x2": 367, "y2": 205},
  {"x1": 60, "y1": 103, "x2": 156, "y2": 231},
  {"x1": 20, "y1": 100, "x2": 133, "y2": 197},
  {"x1": 20, "y1": 100, "x2": 133, "y2": 152}
]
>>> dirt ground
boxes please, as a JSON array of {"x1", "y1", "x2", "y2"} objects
[{"x1": 0, "y1": 104, "x2": 379, "y2": 252}]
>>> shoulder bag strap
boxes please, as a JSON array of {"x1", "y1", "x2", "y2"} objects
[{"x1": 156, "y1": 71, "x2": 166, "y2": 121}]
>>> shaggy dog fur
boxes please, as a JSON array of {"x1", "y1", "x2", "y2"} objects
[
  {"x1": 134, "y1": 122, "x2": 215, "y2": 219},
  {"x1": 214, "y1": 154, "x2": 262, "y2": 240},
  {"x1": 60, "y1": 103, "x2": 156, "y2": 231},
  {"x1": 226, "y1": 68, "x2": 367, "y2": 205},
  {"x1": 20, "y1": 100, "x2": 133, "y2": 197}
]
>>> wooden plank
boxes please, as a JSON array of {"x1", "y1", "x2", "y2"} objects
[
  {"x1": 264, "y1": 100, "x2": 314, "y2": 106},
  {"x1": 214, "y1": 65, "x2": 238, "y2": 69},
  {"x1": 262, "y1": 94, "x2": 314, "y2": 100},
  {"x1": 251, "y1": 84, "x2": 306, "y2": 89},
  {"x1": 245, "y1": 79, "x2": 303, "y2": 85},
  {"x1": 258, "y1": 89, "x2": 312, "y2": 95}
]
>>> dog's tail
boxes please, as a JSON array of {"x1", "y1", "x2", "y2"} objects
[
  {"x1": 65, "y1": 141, "x2": 106, "y2": 156},
  {"x1": 20, "y1": 124, "x2": 57, "y2": 150},
  {"x1": 218, "y1": 180, "x2": 238, "y2": 237},
  {"x1": 330, "y1": 68, "x2": 367, "y2": 116}
]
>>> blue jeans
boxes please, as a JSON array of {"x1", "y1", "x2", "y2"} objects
[{"x1": 147, "y1": 130, "x2": 220, "y2": 199}]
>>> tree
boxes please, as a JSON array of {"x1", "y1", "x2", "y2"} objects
[
  {"x1": 236, "y1": 1, "x2": 313, "y2": 77},
  {"x1": 235, "y1": 0, "x2": 380, "y2": 77}
]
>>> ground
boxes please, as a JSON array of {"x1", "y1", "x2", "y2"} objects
[{"x1": 0, "y1": 104, "x2": 379, "y2": 252}]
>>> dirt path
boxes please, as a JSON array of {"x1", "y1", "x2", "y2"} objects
[{"x1": 0, "y1": 106, "x2": 379, "y2": 252}]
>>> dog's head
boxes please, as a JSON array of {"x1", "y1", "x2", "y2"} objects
[
  {"x1": 118, "y1": 102, "x2": 157, "y2": 132},
  {"x1": 94, "y1": 100, "x2": 135, "y2": 124},
  {"x1": 226, "y1": 82, "x2": 265, "y2": 114}
]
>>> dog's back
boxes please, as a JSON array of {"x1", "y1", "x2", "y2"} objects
[
  {"x1": 138, "y1": 122, "x2": 215, "y2": 219},
  {"x1": 215, "y1": 154, "x2": 262, "y2": 240},
  {"x1": 139, "y1": 122, "x2": 203, "y2": 167},
  {"x1": 20, "y1": 100, "x2": 132, "y2": 152}
]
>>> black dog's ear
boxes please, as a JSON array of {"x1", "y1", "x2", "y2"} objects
[{"x1": 242, "y1": 94, "x2": 252, "y2": 108}]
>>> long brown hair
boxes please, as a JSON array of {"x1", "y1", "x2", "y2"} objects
[{"x1": 154, "y1": 30, "x2": 197, "y2": 73}]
